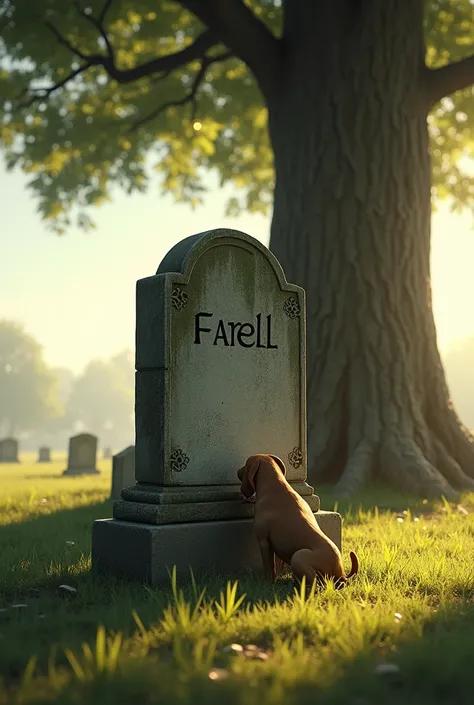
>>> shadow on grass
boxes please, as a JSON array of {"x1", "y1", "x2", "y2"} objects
[
  {"x1": 0, "y1": 500, "x2": 299, "y2": 680},
  {"x1": 317, "y1": 484, "x2": 455, "y2": 525},
  {"x1": 2, "y1": 486, "x2": 472, "y2": 695},
  {"x1": 0, "y1": 494, "x2": 298, "y2": 598},
  {"x1": 0, "y1": 483, "x2": 453, "y2": 608},
  {"x1": 304, "y1": 601, "x2": 474, "y2": 705},
  {"x1": 0, "y1": 500, "x2": 112, "y2": 592},
  {"x1": 3, "y1": 588, "x2": 474, "y2": 704}
]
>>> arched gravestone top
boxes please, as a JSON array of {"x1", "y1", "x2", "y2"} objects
[
  {"x1": 134, "y1": 228, "x2": 308, "y2": 494},
  {"x1": 156, "y1": 230, "x2": 289, "y2": 285},
  {"x1": 71, "y1": 433, "x2": 97, "y2": 443},
  {"x1": 115, "y1": 445, "x2": 135, "y2": 459}
]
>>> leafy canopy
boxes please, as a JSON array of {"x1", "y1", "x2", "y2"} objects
[{"x1": 0, "y1": 0, "x2": 473, "y2": 232}]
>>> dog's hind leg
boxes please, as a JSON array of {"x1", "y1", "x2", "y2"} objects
[
  {"x1": 258, "y1": 538, "x2": 276, "y2": 581},
  {"x1": 290, "y1": 549, "x2": 318, "y2": 584}
]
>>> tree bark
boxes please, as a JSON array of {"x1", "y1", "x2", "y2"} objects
[{"x1": 268, "y1": 0, "x2": 474, "y2": 498}]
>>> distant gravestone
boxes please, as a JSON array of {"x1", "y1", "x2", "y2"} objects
[
  {"x1": 93, "y1": 229, "x2": 341, "y2": 584},
  {"x1": 63, "y1": 433, "x2": 99, "y2": 475},
  {"x1": 0, "y1": 437, "x2": 19, "y2": 463},
  {"x1": 103, "y1": 447, "x2": 112, "y2": 459},
  {"x1": 37, "y1": 446, "x2": 51, "y2": 463},
  {"x1": 110, "y1": 446, "x2": 135, "y2": 500}
]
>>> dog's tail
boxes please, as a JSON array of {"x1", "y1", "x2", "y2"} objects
[{"x1": 346, "y1": 551, "x2": 359, "y2": 579}]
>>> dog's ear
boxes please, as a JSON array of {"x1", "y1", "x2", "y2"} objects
[
  {"x1": 268, "y1": 455, "x2": 287, "y2": 477},
  {"x1": 245, "y1": 456, "x2": 261, "y2": 493}
]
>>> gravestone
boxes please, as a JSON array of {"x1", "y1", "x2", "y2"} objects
[
  {"x1": 62, "y1": 433, "x2": 99, "y2": 475},
  {"x1": 0, "y1": 437, "x2": 19, "y2": 463},
  {"x1": 92, "y1": 229, "x2": 342, "y2": 584},
  {"x1": 103, "y1": 447, "x2": 112, "y2": 459},
  {"x1": 110, "y1": 446, "x2": 135, "y2": 500},
  {"x1": 37, "y1": 446, "x2": 51, "y2": 463}
]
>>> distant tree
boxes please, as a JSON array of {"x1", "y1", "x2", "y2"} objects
[
  {"x1": 39, "y1": 366, "x2": 75, "y2": 436},
  {"x1": 66, "y1": 350, "x2": 134, "y2": 446},
  {"x1": 0, "y1": 320, "x2": 63, "y2": 436},
  {"x1": 51, "y1": 366, "x2": 75, "y2": 405},
  {"x1": 109, "y1": 349, "x2": 134, "y2": 388}
]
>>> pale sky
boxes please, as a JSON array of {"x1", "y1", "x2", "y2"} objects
[{"x1": 2, "y1": 159, "x2": 474, "y2": 375}]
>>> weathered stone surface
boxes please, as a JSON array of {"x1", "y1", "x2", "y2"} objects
[
  {"x1": 133, "y1": 228, "x2": 313, "y2": 505},
  {"x1": 134, "y1": 370, "x2": 165, "y2": 486},
  {"x1": 63, "y1": 433, "x2": 99, "y2": 476},
  {"x1": 0, "y1": 437, "x2": 19, "y2": 463},
  {"x1": 110, "y1": 446, "x2": 135, "y2": 500},
  {"x1": 135, "y1": 230, "x2": 307, "y2": 486},
  {"x1": 37, "y1": 446, "x2": 51, "y2": 463},
  {"x1": 92, "y1": 511, "x2": 342, "y2": 585}
]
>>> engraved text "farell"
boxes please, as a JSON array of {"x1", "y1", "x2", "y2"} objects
[{"x1": 194, "y1": 312, "x2": 278, "y2": 349}]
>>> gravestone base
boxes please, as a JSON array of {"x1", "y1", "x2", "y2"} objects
[
  {"x1": 114, "y1": 481, "x2": 320, "y2": 524},
  {"x1": 92, "y1": 510, "x2": 342, "y2": 586},
  {"x1": 62, "y1": 467, "x2": 100, "y2": 476}
]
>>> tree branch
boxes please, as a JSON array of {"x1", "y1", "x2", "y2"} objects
[
  {"x1": 129, "y1": 50, "x2": 233, "y2": 132},
  {"x1": 43, "y1": 18, "x2": 90, "y2": 62},
  {"x1": 43, "y1": 12, "x2": 221, "y2": 84},
  {"x1": 21, "y1": 65, "x2": 90, "y2": 107},
  {"x1": 97, "y1": 0, "x2": 114, "y2": 26},
  {"x1": 425, "y1": 54, "x2": 474, "y2": 107},
  {"x1": 178, "y1": 0, "x2": 280, "y2": 97},
  {"x1": 72, "y1": 0, "x2": 115, "y2": 60},
  {"x1": 20, "y1": 2, "x2": 232, "y2": 119}
]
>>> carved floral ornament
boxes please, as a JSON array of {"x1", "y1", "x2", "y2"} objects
[
  {"x1": 171, "y1": 287, "x2": 189, "y2": 310},
  {"x1": 170, "y1": 448, "x2": 190, "y2": 472},
  {"x1": 283, "y1": 297, "x2": 301, "y2": 319},
  {"x1": 288, "y1": 447, "x2": 303, "y2": 469}
]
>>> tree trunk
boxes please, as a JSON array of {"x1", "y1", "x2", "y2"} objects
[{"x1": 267, "y1": 0, "x2": 474, "y2": 498}]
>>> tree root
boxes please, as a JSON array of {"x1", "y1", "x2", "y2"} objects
[
  {"x1": 333, "y1": 438, "x2": 377, "y2": 497},
  {"x1": 379, "y1": 437, "x2": 458, "y2": 499},
  {"x1": 310, "y1": 358, "x2": 474, "y2": 498},
  {"x1": 431, "y1": 436, "x2": 474, "y2": 492},
  {"x1": 431, "y1": 405, "x2": 474, "y2": 479}
]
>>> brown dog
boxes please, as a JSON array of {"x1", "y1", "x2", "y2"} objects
[{"x1": 238, "y1": 454, "x2": 359, "y2": 587}]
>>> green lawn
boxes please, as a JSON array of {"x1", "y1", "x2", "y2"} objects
[{"x1": 1, "y1": 457, "x2": 474, "y2": 704}]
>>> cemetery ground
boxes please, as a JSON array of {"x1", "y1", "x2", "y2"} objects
[{"x1": 1, "y1": 459, "x2": 474, "y2": 704}]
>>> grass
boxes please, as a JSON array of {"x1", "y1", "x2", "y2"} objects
[{"x1": 1, "y1": 457, "x2": 474, "y2": 704}]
